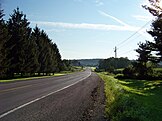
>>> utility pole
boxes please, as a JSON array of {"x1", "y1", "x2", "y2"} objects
[{"x1": 114, "y1": 46, "x2": 117, "y2": 58}]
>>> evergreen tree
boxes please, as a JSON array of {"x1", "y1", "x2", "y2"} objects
[
  {"x1": 51, "y1": 43, "x2": 62, "y2": 72},
  {"x1": 147, "y1": 18, "x2": 162, "y2": 62},
  {"x1": 6, "y1": 8, "x2": 32, "y2": 77},
  {"x1": 143, "y1": 0, "x2": 162, "y2": 17},
  {"x1": 0, "y1": 9, "x2": 10, "y2": 78},
  {"x1": 0, "y1": 7, "x2": 63, "y2": 78},
  {"x1": 39, "y1": 30, "x2": 50, "y2": 74},
  {"x1": 32, "y1": 26, "x2": 45, "y2": 75},
  {"x1": 136, "y1": 42, "x2": 153, "y2": 77},
  {"x1": 143, "y1": 0, "x2": 162, "y2": 62},
  {"x1": 136, "y1": 42, "x2": 152, "y2": 63},
  {"x1": 32, "y1": 26, "x2": 62, "y2": 75},
  {"x1": 0, "y1": 9, "x2": 5, "y2": 67},
  {"x1": 23, "y1": 34, "x2": 40, "y2": 75}
]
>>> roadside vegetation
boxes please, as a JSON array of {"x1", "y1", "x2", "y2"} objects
[
  {"x1": 96, "y1": 2, "x2": 162, "y2": 120},
  {"x1": 98, "y1": 72, "x2": 162, "y2": 121},
  {"x1": 0, "y1": 72, "x2": 66, "y2": 83},
  {"x1": 0, "y1": 66, "x2": 83, "y2": 83}
]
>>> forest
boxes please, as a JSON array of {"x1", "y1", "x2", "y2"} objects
[{"x1": 0, "y1": 8, "x2": 64, "y2": 79}]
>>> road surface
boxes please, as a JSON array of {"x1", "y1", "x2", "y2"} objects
[{"x1": 0, "y1": 69, "x2": 105, "y2": 121}]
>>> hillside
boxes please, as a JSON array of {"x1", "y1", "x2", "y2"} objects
[{"x1": 71, "y1": 59, "x2": 102, "y2": 67}]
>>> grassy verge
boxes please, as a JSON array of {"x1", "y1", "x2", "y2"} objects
[
  {"x1": 0, "y1": 66, "x2": 85, "y2": 83},
  {"x1": 0, "y1": 71, "x2": 71, "y2": 83},
  {"x1": 98, "y1": 72, "x2": 162, "y2": 121}
]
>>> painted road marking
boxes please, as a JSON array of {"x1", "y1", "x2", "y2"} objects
[{"x1": 0, "y1": 71, "x2": 91, "y2": 119}]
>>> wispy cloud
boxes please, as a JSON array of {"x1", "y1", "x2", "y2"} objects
[
  {"x1": 98, "y1": 10, "x2": 152, "y2": 39},
  {"x1": 133, "y1": 15, "x2": 152, "y2": 21},
  {"x1": 31, "y1": 10, "x2": 151, "y2": 39},
  {"x1": 98, "y1": 10, "x2": 129, "y2": 26},
  {"x1": 73, "y1": 0, "x2": 83, "y2": 2},
  {"x1": 31, "y1": 21, "x2": 140, "y2": 32},
  {"x1": 95, "y1": 0, "x2": 104, "y2": 6}
]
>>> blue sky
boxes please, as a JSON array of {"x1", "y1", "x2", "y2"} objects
[{"x1": 1, "y1": 0, "x2": 154, "y2": 59}]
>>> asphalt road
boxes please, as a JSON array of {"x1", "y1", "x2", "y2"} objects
[{"x1": 0, "y1": 69, "x2": 104, "y2": 121}]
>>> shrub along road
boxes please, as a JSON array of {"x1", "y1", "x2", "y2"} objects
[{"x1": 0, "y1": 69, "x2": 105, "y2": 121}]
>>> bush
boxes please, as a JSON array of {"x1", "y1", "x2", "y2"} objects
[{"x1": 121, "y1": 62, "x2": 159, "y2": 80}]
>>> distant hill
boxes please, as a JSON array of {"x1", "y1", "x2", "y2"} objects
[
  {"x1": 71, "y1": 59, "x2": 102, "y2": 67},
  {"x1": 70, "y1": 58, "x2": 134, "y2": 67}
]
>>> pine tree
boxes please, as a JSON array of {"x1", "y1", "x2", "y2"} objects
[
  {"x1": 136, "y1": 42, "x2": 152, "y2": 63},
  {"x1": 0, "y1": 9, "x2": 5, "y2": 67},
  {"x1": 32, "y1": 27, "x2": 53, "y2": 75},
  {"x1": 142, "y1": 0, "x2": 162, "y2": 17},
  {"x1": 23, "y1": 34, "x2": 40, "y2": 75},
  {"x1": 0, "y1": 7, "x2": 64, "y2": 78},
  {"x1": 143, "y1": 0, "x2": 162, "y2": 62},
  {"x1": 51, "y1": 43, "x2": 62, "y2": 72},
  {"x1": 136, "y1": 42, "x2": 153, "y2": 77},
  {"x1": 39, "y1": 30, "x2": 49, "y2": 74},
  {"x1": 6, "y1": 8, "x2": 32, "y2": 77},
  {"x1": 0, "y1": 9, "x2": 10, "y2": 78},
  {"x1": 148, "y1": 18, "x2": 162, "y2": 62}
]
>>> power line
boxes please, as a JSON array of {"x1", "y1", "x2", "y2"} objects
[
  {"x1": 108, "y1": 20, "x2": 151, "y2": 58},
  {"x1": 119, "y1": 49, "x2": 135, "y2": 56},
  {"x1": 116, "y1": 20, "x2": 151, "y2": 48},
  {"x1": 113, "y1": 20, "x2": 152, "y2": 58},
  {"x1": 118, "y1": 34, "x2": 142, "y2": 49}
]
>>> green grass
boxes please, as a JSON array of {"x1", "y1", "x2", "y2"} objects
[
  {"x1": 98, "y1": 72, "x2": 162, "y2": 121},
  {"x1": 71, "y1": 66, "x2": 84, "y2": 72},
  {"x1": 0, "y1": 72, "x2": 69, "y2": 83},
  {"x1": 116, "y1": 68, "x2": 124, "y2": 71},
  {"x1": 154, "y1": 67, "x2": 162, "y2": 71},
  {"x1": 0, "y1": 68, "x2": 85, "y2": 83},
  {"x1": 90, "y1": 67, "x2": 96, "y2": 71}
]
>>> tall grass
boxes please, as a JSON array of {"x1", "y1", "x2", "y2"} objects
[{"x1": 98, "y1": 73, "x2": 162, "y2": 121}]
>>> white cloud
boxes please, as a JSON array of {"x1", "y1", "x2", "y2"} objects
[
  {"x1": 73, "y1": 0, "x2": 83, "y2": 2},
  {"x1": 98, "y1": 10, "x2": 152, "y2": 39},
  {"x1": 31, "y1": 21, "x2": 140, "y2": 32},
  {"x1": 98, "y1": 10, "x2": 129, "y2": 26},
  {"x1": 95, "y1": 0, "x2": 104, "y2": 6},
  {"x1": 133, "y1": 15, "x2": 153, "y2": 21},
  {"x1": 30, "y1": 11, "x2": 151, "y2": 39},
  {"x1": 46, "y1": 29, "x2": 66, "y2": 33}
]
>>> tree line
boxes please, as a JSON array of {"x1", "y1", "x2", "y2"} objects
[
  {"x1": 96, "y1": 57, "x2": 131, "y2": 73},
  {"x1": 0, "y1": 8, "x2": 63, "y2": 79}
]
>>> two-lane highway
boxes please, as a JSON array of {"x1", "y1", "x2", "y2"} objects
[{"x1": 0, "y1": 69, "x2": 92, "y2": 120}]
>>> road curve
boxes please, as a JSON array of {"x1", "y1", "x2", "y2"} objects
[{"x1": 0, "y1": 69, "x2": 104, "y2": 121}]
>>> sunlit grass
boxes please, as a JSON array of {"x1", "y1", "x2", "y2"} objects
[
  {"x1": 0, "y1": 73, "x2": 66, "y2": 83},
  {"x1": 90, "y1": 67, "x2": 96, "y2": 71},
  {"x1": 98, "y1": 72, "x2": 162, "y2": 121},
  {"x1": 0, "y1": 69, "x2": 83, "y2": 83}
]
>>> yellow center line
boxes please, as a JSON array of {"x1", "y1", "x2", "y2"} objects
[{"x1": 0, "y1": 85, "x2": 32, "y2": 93}]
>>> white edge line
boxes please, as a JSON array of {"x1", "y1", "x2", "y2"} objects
[{"x1": 0, "y1": 71, "x2": 92, "y2": 119}]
